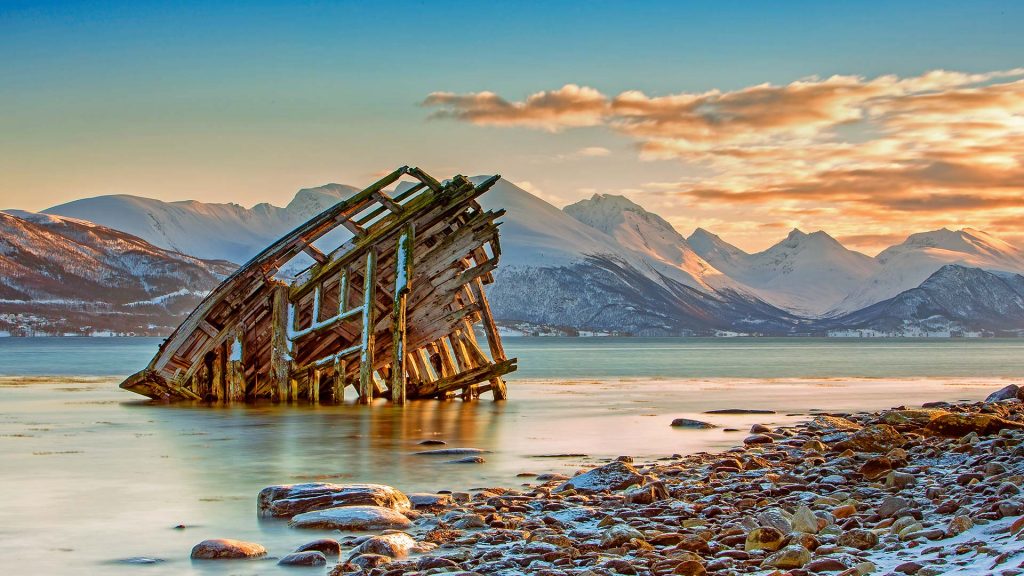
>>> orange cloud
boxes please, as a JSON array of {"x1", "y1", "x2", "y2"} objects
[{"x1": 423, "y1": 69, "x2": 1024, "y2": 250}]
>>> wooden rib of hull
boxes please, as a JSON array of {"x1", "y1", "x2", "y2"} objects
[{"x1": 120, "y1": 167, "x2": 516, "y2": 403}]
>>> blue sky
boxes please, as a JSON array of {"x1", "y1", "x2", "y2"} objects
[{"x1": 2, "y1": 1, "x2": 1023, "y2": 251}]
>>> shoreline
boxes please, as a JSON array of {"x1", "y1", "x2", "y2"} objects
[{"x1": 220, "y1": 384, "x2": 1024, "y2": 575}]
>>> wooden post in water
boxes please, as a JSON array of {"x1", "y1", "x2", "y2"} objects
[
  {"x1": 390, "y1": 225, "x2": 414, "y2": 405},
  {"x1": 471, "y1": 277, "x2": 508, "y2": 399},
  {"x1": 332, "y1": 358, "x2": 345, "y2": 403},
  {"x1": 358, "y1": 249, "x2": 377, "y2": 404},
  {"x1": 270, "y1": 283, "x2": 291, "y2": 403}
]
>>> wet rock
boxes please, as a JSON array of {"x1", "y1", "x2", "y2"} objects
[
  {"x1": 836, "y1": 528, "x2": 878, "y2": 550},
  {"x1": 289, "y1": 505, "x2": 413, "y2": 530},
  {"x1": 446, "y1": 456, "x2": 486, "y2": 464},
  {"x1": 925, "y1": 412, "x2": 1024, "y2": 436},
  {"x1": 674, "y1": 534, "x2": 710, "y2": 554},
  {"x1": 418, "y1": 556, "x2": 462, "y2": 570},
  {"x1": 672, "y1": 559, "x2": 706, "y2": 575},
  {"x1": 294, "y1": 538, "x2": 341, "y2": 557},
  {"x1": 808, "y1": 415, "x2": 862, "y2": 431},
  {"x1": 859, "y1": 456, "x2": 893, "y2": 480},
  {"x1": 339, "y1": 553, "x2": 392, "y2": 571},
  {"x1": 791, "y1": 505, "x2": 819, "y2": 534},
  {"x1": 744, "y1": 434, "x2": 773, "y2": 445},
  {"x1": 278, "y1": 551, "x2": 327, "y2": 566},
  {"x1": 895, "y1": 560, "x2": 924, "y2": 574},
  {"x1": 625, "y1": 481, "x2": 670, "y2": 504},
  {"x1": 602, "y1": 523, "x2": 645, "y2": 548},
  {"x1": 985, "y1": 384, "x2": 1021, "y2": 402},
  {"x1": 671, "y1": 418, "x2": 717, "y2": 429},
  {"x1": 834, "y1": 424, "x2": 906, "y2": 453},
  {"x1": 750, "y1": 423, "x2": 771, "y2": 433},
  {"x1": 757, "y1": 508, "x2": 793, "y2": 533},
  {"x1": 352, "y1": 532, "x2": 416, "y2": 557},
  {"x1": 705, "y1": 408, "x2": 776, "y2": 414},
  {"x1": 878, "y1": 496, "x2": 910, "y2": 518},
  {"x1": 806, "y1": 556, "x2": 849, "y2": 572},
  {"x1": 763, "y1": 544, "x2": 811, "y2": 569},
  {"x1": 190, "y1": 539, "x2": 267, "y2": 560},
  {"x1": 555, "y1": 460, "x2": 644, "y2": 493},
  {"x1": 878, "y1": 409, "x2": 949, "y2": 429},
  {"x1": 744, "y1": 527, "x2": 786, "y2": 552},
  {"x1": 418, "y1": 439, "x2": 446, "y2": 445},
  {"x1": 257, "y1": 483, "x2": 410, "y2": 517},
  {"x1": 412, "y1": 447, "x2": 489, "y2": 455},
  {"x1": 407, "y1": 492, "x2": 455, "y2": 510}
]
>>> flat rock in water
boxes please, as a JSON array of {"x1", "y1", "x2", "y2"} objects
[
  {"x1": 555, "y1": 460, "x2": 643, "y2": 493},
  {"x1": 407, "y1": 492, "x2": 455, "y2": 509},
  {"x1": 278, "y1": 551, "x2": 327, "y2": 566},
  {"x1": 294, "y1": 538, "x2": 342, "y2": 557},
  {"x1": 417, "y1": 439, "x2": 446, "y2": 445},
  {"x1": 289, "y1": 505, "x2": 413, "y2": 531},
  {"x1": 258, "y1": 483, "x2": 410, "y2": 518},
  {"x1": 704, "y1": 408, "x2": 776, "y2": 414},
  {"x1": 190, "y1": 539, "x2": 267, "y2": 560},
  {"x1": 670, "y1": 418, "x2": 717, "y2": 429},
  {"x1": 446, "y1": 456, "x2": 486, "y2": 464},
  {"x1": 412, "y1": 448, "x2": 489, "y2": 456}
]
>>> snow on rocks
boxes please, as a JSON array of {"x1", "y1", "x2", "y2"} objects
[
  {"x1": 189, "y1": 538, "x2": 267, "y2": 560},
  {"x1": 238, "y1": 386, "x2": 1024, "y2": 576},
  {"x1": 288, "y1": 505, "x2": 413, "y2": 531},
  {"x1": 257, "y1": 483, "x2": 410, "y2": 517},
  {"x1": 554, "y1": 459, "x2": 644, "y2": 493}
]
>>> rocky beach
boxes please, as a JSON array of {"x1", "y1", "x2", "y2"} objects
[{"x1": 187, "y1": 384, "x2": 1024, "y2": 576}]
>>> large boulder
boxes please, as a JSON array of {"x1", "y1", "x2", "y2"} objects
[
  {"x1": 289, "y1": 505, "x2": 413, "y2": 531},
  {"x1": 352, "y1": 532, "x2": 417, "y2": 557},
  {"x1": 807, "y1": 415, "x2": 861, "y2": 431},
  {"x1": 986, "y1": 384, "x2": 1022, "y2": 402},
  {"x1": 925, "y1": 412, "x2": 1024, "y2": 437},
  {"x1": 258, "y1": 483, "x2": 410, "y2": 518},
  {"x1": 877, "y1": 409, "x2": 950, "y2": 430},
  {"x1": 190, "y1": 539, "x2": 267, "y2": 560},
  {"x1": 833, "y1": 424, "x2": 906, "y2": 453},
  {"x1": 555, "y1": 461, "x2": 644, "y2": 493}
]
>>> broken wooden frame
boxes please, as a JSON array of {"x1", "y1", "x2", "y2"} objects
[{"x1": 120, "y1": 167, "x2": 516, "y2": 404}]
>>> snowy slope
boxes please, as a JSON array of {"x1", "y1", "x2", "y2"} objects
[
  {"x1": 43, "y1": 184, "x2": 359, "y2": 264},
  {"x1": 0, "y1": 211, "x2": 234, "y2": 335},
  {"x1": 826, "y1": 265, "x2": 1024, "y2": 334},
  {"x1": 563, "y1": 194, "x2": 737, "y2": 292},
  {"x1": 472, "y1": 181, "x2": 796, "y2": 335},
  {"x1": 690, "y1": 228, "x2": 879, "y2": 317},
  {"x1": 833, "y1": 228, "x2": 1024, "y2": 314}
]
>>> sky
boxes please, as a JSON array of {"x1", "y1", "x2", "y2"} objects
[{"x1": 2, "y1": 1, "x2": 1023, "y2": 254}]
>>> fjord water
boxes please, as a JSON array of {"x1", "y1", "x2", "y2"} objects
[{"x1": 0, "y1": 337, "x2": 1022, "y2": 575}]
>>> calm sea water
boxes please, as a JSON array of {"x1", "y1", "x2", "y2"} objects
[{"x1": 0, "y1": 337, "x2": 1021, "y2": 575}]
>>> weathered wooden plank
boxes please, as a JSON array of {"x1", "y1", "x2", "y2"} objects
[
  {"x1": 358, "y1": 249, "x2": 377, "y2": 404},
  {"x1": 270, "y1": 283, "x2": 291, "y2": 403},
  {"x1": 390, "y1": 224, "x2": 414, "y2": 405}
]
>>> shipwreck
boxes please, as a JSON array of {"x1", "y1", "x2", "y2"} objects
[{"x1": 121, "y1": 167, "x2": 516, "y2": 404}]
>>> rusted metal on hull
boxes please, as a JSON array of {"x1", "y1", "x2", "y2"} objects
[{"x1": 120, "y1": 167, "x2": 515, "y2": 403}]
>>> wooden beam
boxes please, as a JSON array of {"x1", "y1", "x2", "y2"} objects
[
  {"x1": 358, "y1": 249, "x2": 377, "y2": 404},
  {"x1": 270, "y1": 283, "x2": 291, "y2": 403},
  {"x1": 390, "y1": 224, "x2": 414, "y2": 405},
  {"x1": 304, "y1": 245, "x2": 328, "y2": 264}
]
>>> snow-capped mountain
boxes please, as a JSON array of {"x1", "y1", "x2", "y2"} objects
[
  {"x1": 832, "y1": 228, "x2": 1024, "y2": 314},
  {"x1": 475, "y1": 181, "x2": 798, "y2": 335},
  {"x1": 689, "y1": 228, "x2": 880, "y2": 317},
  {"x1": 14, "y1": 177, "x2": 1024, "y2": 335},
  {"x1": 0, "y1": 211, "x2": 234, "y2": 336},
  {"x1": 827, "y1": 265, "x2": 1024, "y2": 335},
  {"x1": 562, "y1": 194, "x2": 736, "y2": 292},
  {"x1": 44, "y1": 184, "x2": 359, "y2": 264}
]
